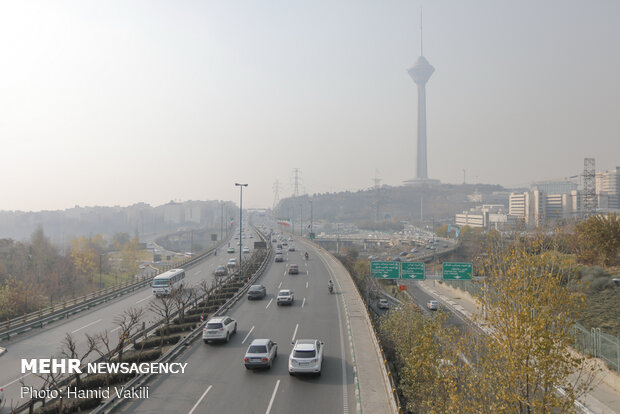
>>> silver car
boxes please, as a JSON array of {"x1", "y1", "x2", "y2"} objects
[
  {"x1": 427, "y1": 300, "x2": 439, "y2": 310},
  {"x1": 289, "y1": 339, "x2": 324, "y2": 376},
  {"x1": 244, "y1": 339, "x2": 278, "y2": 369}
]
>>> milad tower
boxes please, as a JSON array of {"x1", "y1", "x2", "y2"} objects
[{"x1": 405, "y1": 14, "x2": 439, "y2": 185}]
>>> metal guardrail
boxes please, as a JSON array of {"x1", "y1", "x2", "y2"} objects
[
  {"x1": 11, "y1": 228, "x2": 266, "y2": 414},
  {"x1": 91, "y1": 228, "x2": 272, "y2": 414},
  {"x1": 0, "y1": 234, "x2": 231, "y2": 341},
  {"x1": 299, "y1": 236, "x2": 402, "y2": 414}
]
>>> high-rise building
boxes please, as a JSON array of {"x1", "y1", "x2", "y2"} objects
[{"x1": 596, "y1": 167, "x2": 620, "y2": 210}]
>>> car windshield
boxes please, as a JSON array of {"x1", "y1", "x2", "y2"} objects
[
  {"x1": 248, "y1": 345, "x2": 267, "y2": 353},
  {"x1": 152, "y1": 280, "x2": 170, "y2": 287},
  {"x1": 279, "y1": 291, "x2": 290, "y2": 296},
  {"x1": 206, "y1": 323, "x2": 222, "y2": 329},
  {"x1": 293, "y1": 349, "x2": 316, "y2": 358}
]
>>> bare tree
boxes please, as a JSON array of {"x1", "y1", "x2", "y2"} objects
[
  {"x1": 171, "y1": 285, "x2": 196, "y2": 325},
  {"x1": 113, "y1": 307, "x2": 144, "y2": 362},
  {"x1": 149, "y1": 293, "x2": 177, "y2": 342},
  {"x1": 61, "y1": 333, "x2": 97, "y2": 390}
]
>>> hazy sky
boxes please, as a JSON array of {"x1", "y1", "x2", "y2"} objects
[{"x1": 1, "y1": 0, "x2": 618, "y2": 212}]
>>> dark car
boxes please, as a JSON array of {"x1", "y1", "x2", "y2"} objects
[
  {"x1": 248, "y1": 284, "x2": 267, "y2": 300},
  {"x1": 288, "y1": 264, "x2": 299, "y2": 275},
  {"x1": 214, "y1": 265, "x2": 227, "y2": 276}
]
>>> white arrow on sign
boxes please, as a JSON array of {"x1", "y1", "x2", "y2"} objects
[{"x1": 382, "y1": 274, "x2": 389, "y2": 278}]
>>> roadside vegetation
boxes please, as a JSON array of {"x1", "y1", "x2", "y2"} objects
[
  {"x1": 0, "y1": 228, "x2": 145, "y2": 320},
  {"x1": 340, "y1": 233, "x2": 600, "y2": 413}
]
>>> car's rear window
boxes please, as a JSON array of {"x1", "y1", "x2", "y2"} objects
[
  {"x1": 249, "y1": 286, "x2": 263, "y2": 291},
  {"x1": 206, "y1": 323, "x2": 222, "y2": 329},
  {"x1": 248, "y1": 345, "x2": 267, "y2": 353},
  {"x1": 293, "y1": 350, "x2": 316, "y2": 358}
]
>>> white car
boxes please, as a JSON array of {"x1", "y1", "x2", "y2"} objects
[
  {"x1": 277, "y1": 289, "x2": 294, "y2": 306},
  {"x1": 0, "y1": 385, "x2": 4, "y2": 406},
  {"x1": 289, "y1": 339, "x2": 324, "y2": 376},
  {"x1": 427, "y1": 300, "x2": 439, "y2": 310},
  {"x1": 203, "y1": 316, "x2": 237, "y2": 343},
  {"x1": 227, "y1": 258, "x2": 237, "y2": 269},
  {"x1": 243, "y1": 247, "x2": 250, "y2": 253}
]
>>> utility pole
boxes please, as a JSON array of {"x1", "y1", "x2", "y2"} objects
[
  {"x1": 310, "y1": 200, "x2": 313, "y2": 237},
  {"x1": 300, "y1": 204, "x2": 303, "y2": 236},
  {"x1": 220, "y1": 202, "x2": 224, "y2": 241},
  {"x1": 235, "y1": 183, "x2": 248, "y2": 273},
  {"x1": 292, "y1": 168, "x2": 301, "y2": 197}
]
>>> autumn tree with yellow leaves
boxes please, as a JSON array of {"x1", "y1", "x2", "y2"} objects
[
  {"x1": 376, "y1": 236, "x2": 598, "y2": 414},
  {"x1": 470, "y1": 237, "x2": 598, "y2": 413}
]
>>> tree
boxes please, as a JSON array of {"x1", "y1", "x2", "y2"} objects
[
  {"x1": 575, "y1": 213, "x2": 620, "y2": 265},
  {"x1": 70, "y1": 236, "x2": 99, "y2": 281},
  {"x1": 474, "y1": 237, "x2": 597, "y2": 413},
  {"x1": 120, "y1": 237, "x2": 141, "y2": 276}
]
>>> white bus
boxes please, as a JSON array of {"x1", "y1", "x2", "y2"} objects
[{"x1": 152, "y1": 268, "x2": 185, "y2": 296}]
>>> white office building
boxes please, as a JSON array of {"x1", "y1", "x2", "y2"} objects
[{"x1": 596, "y1": 167, "x2": 620, "y2": 210}]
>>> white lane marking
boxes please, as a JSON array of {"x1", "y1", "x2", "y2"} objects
[
  {"x1": 111, "y1": 326, "x2": 121, "y2": 333},
  {"x1": 136, "y1": 295, "x2": 151, "y2": 304},
  {"x1": 71, "y1": 319, "x2": 102, "y2": 334},
  {"x1": 242, "y1": 326, "x2": 255, "y2": 344},
  {"x1": 194, "y1": 270, "x2": 202, "y2": 275},
  {"x1": 278, "y1": 281, "x2": 282, "y2": 289},
  {"x1": 283, "y1": 271, "x2": 287, "y2": 276},
  {"x1": 306, "y1": 281, "x2": 308, "y2": 288},
  {"x1": 291, "y1": 323, "x2": 299, "y2": 343},
  {"x1": 265, "y1": 380, "x2": 280, "y2": 414},
  {"x1": 188, "y1": 384, "x2": 213, "y2": 414},
  {"x1": 266, "y1": 298, "x2": 273, "y2": 309},
  {"x1": 302, "y1": 298, "x2": 306, "y2": 308},
  {"x1": 2, "y1": 372, "x2": 32, "y2": 388}
]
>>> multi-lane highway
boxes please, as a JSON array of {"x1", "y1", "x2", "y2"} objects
[
  {"x1": 0, "y1": 229, "x2": 251, "y2": 412},
  {"x1": 116, "y1": 239, "x2": 356, "y2": 414}
]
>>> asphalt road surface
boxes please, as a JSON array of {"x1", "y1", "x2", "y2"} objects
[
  {"x1": 116, "y1": 240, "x2": 356, "y2": 414},
  {"x1": 0, "y1": 229, "x2": 250, "y2": 412}
]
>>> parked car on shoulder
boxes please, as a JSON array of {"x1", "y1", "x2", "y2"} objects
[
  {"x1": 203, "y1": 316, "x2": 237, "y2": 343},
  {"x1": 289, "y1": 339, "x2": 324, "y2": 376},
  {"x1": 244, "y1": 339, "x2": 278, "y2": 369},
  {"x1": 248, "y1": 284, "x2": 267, "y2": 300}
]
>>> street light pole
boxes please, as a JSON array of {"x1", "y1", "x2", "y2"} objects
[
  {"x1": 235, "y1": 183, "x2": 248, "y2": 275},
  {"x1": 310, "y1": 200, "x2": 313, "y2": 237},
  {"x1": 220, "y1": 202, "x2": 224, "y2": 241},
  {"x1": 99, "y1": 253, "x2": 103, "y2": 288}
]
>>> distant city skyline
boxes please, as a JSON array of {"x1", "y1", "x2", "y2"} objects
[{"x1": 0, "y1": 1, "x2": 618, "y2": 212}]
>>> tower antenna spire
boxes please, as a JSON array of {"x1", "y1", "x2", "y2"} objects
[{"x1": 420, "y1": 7, "x2": 423, "y2": 56}]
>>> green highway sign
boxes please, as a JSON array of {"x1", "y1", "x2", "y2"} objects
[
  {"x1": 442, "y1": 262, "x2": 473, "y2": 280},
  {"x1": 401, "y1": 262, "x2": 425, "y2": 280},
  {"x1": 371, "y1": 261, "x2": 400, "y2": 279}
]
